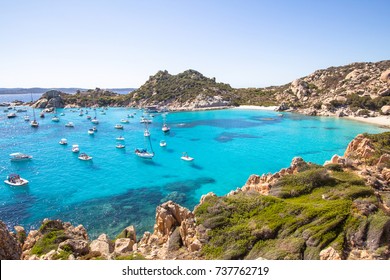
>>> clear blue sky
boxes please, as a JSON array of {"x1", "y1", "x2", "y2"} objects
[{"x1": 0, "y1": 0, "x2": 389, "y2": 88}]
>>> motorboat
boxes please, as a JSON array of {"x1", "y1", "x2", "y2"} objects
[
  {"x1": 78, "y1": 153, "x2": 92, "y2": 161},
  {"x1": 4, "y1": 174, "x2": 29, "y2": 186},
  {"x1": 116, "y1": 136, "x2": 125, "y2": 141},
  {"x1": 116, "y1": 144, "x2": 125, "y2": 149},
  {"x1": 59, "y1": 138, "x2": 68, "y2": 145},
  {"x1": 144, "y1": 129, "x2": 151, "y2": 137},
  {"x1": 88, "y1": 128, "x2": 95, "y2": 135},
  {"x1": 86, "y1": 115, "x2": 91, "y2": 120},
  {"x1": 140, "y1": 117, "x2": 152, "y2": 124},
  {"x1": 30, "y1": 120, "x2": 39, "y2": 128},
  {"x1": 114, "y1": 124, "x2": 124, "y2": 129},
  {"x1": 7, "y1": 113, "x2": 16, "y2": 118},
  {"x1": 72, "y1": 144, "x2": 80, "y2": 153},
  {"x1": 52, "y1": 116, "x2": 60, "y2": 122},
  {"x1": 181, "y1": 152, "x2": 194, "y2": 161},
  {"x1": 60, "y1": 113, "x2": 65, "y2": 116},
  {"x1": 162, "y1": 124, "x2": 170, "y2": 133},
  {"x1": 9, "y1": 152, "x2": 33, "y2": 161},
  {"x1": 30, "y1": 120, "x2": 39, "y2": 127},
  {"x1": 120, "y1": 119, "x2": 129, "y2": 124},
  {"x1": 92, "y1": 126, "x2": 98, "y2": 132},
  {"x1": 134, "y1": 148, "x2": 154, "y2": 159},
  {"x1": 24, "y1": 115, "x2": 30, "y2": 121},
  {"x1": 159, "y1": 140, "x2": 167, "y2": 147},
  {"x1": 65, "y1": 122, "x2": 74, "y2": 128},
  {"x1": 91, "y1": 117, "x2": 99, "y2": 124},
  {"x1": 40, "y1": 112, "x2": 45, "y2": 118}
]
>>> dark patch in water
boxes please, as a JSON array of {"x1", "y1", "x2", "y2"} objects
[
  {"x1": 164, "y1": 177, "x2": 215, "y2": 192},
  {"x1": 55, "y1": 177, "x2": 216, "y2": 239},
  {"x1": 324, "y1": 127, "x2": 339, "y2": 130},
  {"x1": 190, "y1": 164, "x2": 203, "y2": 170},
  {"x1": 172, "y1": 119, "x2": 262, "y2": 129},
  {"x1": 164, "y1": 148, "x2": 175, "y2": 153},
  {"x1": 190, "y1": 138, "x2": 201, "y2": 141},
  {"x1": 297, "y1": 150, "x2": 320, "y2": 156},
  {"x1": 303, "y1": 126, "x2": 318, "y2": 129},
  {"x1": 215, "y1": 132, "x2": 261, "y2": 143},
  {"x1": 0, "y1": 193, "x2": 36, "y2": 230}
]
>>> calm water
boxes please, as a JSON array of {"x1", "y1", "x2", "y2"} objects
[
  {"x1": 0, "y1": 107, "x2": 387, "y2": 238},
  {"x1": 0, "y1": 93, "x2": 43, "y2": 103}
]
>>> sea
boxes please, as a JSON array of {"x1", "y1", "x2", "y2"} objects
[{"x1": 0, "y1": 103, "x2": 388, "y2": 239}]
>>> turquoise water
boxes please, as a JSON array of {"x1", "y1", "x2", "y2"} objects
[{"x1": 0, "y1": 107, "x2": 388, "y2": 238}]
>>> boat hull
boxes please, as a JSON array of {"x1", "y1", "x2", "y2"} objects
[{"x1": 4, "y1": 179, "x2": 29, "y2": 186}]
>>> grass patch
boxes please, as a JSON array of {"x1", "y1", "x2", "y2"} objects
[{"x1": 30, "y1": 230, "x2": 68, "y2": 256}]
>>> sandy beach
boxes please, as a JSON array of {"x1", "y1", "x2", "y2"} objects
[
  {"x1": 235, "y1": 105, "x2": 279, "y2": 111},
  {"x1": 345, "y1": 115, "x2": 390, "y2": 128}
]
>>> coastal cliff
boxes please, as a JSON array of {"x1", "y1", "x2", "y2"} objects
[{"x1": 1, "y1": 132, "x2": 389, "y2": 260}]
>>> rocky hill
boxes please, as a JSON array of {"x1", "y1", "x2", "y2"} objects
[
  {"x1": 126, "y1": 69, "x2": 236, "y2": 110},
  {"x1": 1, "y1": 132, "x2": 389, "y2": 260},
  {"x1": 272, "y1": 60, "x2": 390, "y2": 117}
]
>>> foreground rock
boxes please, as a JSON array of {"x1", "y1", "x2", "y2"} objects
[{"x1": 0, "y1": 221, "x2": 22, "y2": 260}]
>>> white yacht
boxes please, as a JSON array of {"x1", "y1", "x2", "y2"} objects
[
  {"x1": 134, "y1": 148, "x2": 154, "y2": 159},
  {"x1": 65, "y1": 122, "x2": 74, "y2": 127},
  {"x1": 159, "y1": 140, "x2": 167, "y2": 147},
  {"x1": 78, "y1": 153, "x2": 92, "y2": 161},
  {"x1": 72, "y1": 144, "x2": 80, "y2": 153},
  {"x1": 181, "y1": 152, "x2": 194, "y2": 161},
  {"x1": 114, "y1": 124, "x2": 124, "y2": 129},
  {"x1": 9, "y1": 153, "x2": 33, "y2": 161},
  {"x1": 59, "y1": 138, "x2": 68, "y2": 145}
]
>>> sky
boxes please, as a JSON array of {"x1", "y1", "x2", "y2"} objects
[{"x1": 0, "y1": 0, "x2": 389, "y2": 88}]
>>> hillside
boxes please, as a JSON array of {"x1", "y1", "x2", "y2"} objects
[
  {"x1": 126, "y1": 69, "x2": 237, "y2": 110},
  {"x1": 271, "y1": 60, "x2": 390, "y2": 116},
  {"x1": 26, "y1": 61, "x2": 390, "y2": 116}
]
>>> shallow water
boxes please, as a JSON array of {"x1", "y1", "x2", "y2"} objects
[{"x1": 0, "y1": 107, "x2": 387, "y2": 238}]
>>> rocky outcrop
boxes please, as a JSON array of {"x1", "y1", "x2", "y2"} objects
[
  {"x1": 22, "y1": 219, "x2": 89, "y2": 260},
  {"x1": 381, "y1": 105, "x2": 390, "y2": 115},
  {"x1": 32, "y1": 90, "x2": 65, "y2": 108},
  {"x1": 136, "y1": 201, "x2": 201, "y2": 259},
  {"x1": 90, "y1": 234, "x2": 114, "y2": 258},
  {"x1": 239, "y1": 157, "x2": 311, "y2": 195},
  {"x1": 319, "y1": 247, "x2": 341, "y2": 260},
  {"x1": 0, "y1": 221, "x2": 22, "y2": 260}
]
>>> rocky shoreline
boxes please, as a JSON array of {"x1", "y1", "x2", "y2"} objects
[{"x1": 1, "y1": 132, "x2": 389, "y2": 260}]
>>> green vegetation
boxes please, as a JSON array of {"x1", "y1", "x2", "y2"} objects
[
  {"x1": 30, "y1": 230, "x2": 68, "y2": 256},
  {"x1": 115, "y1": 253, "x2": 146, "y2": 260},
  {"x1": 363, "y1": 132, "x2": 390, "y2": 166},
  {"x1": 326, "y1": 93, "x2": 390, "y2": 112},
  {"x1": 195, "y1": 167, "x2": 389, "y2": 260},
  {"x1": 233, "y1": 88, "x2": 279, "y2": 106}
]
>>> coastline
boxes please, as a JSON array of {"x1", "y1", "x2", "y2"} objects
[
  {"x1": 234, "y1": 105, "x2": 278, "y2": 111},
  {"x1": 344, "y1": 115, "x2": 390, "y2": 128}
]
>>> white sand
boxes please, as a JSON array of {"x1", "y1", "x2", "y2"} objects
[
  {"x1": 345, "y1": 115, "x2": 390, "y2": 128},
  {"x1": 235, "y1": 105, "x2": 278, "y2": 111}
]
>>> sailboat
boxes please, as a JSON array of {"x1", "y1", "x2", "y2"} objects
[
  {"x1": 30, "y1": 93, "x2": 39, "y2": 128},
  {"x1": 91, "y1": 94, "x2": 99, "y2": 124},
  {"x1": 51, "y1": 107, "x2": 60, "y2": 122},
  {"x1": 135, "y1": 127, "x2": 154, "y2": 159},
  {"x1": 161, "y1": 114, "x2": 170, "y2": 133}
]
